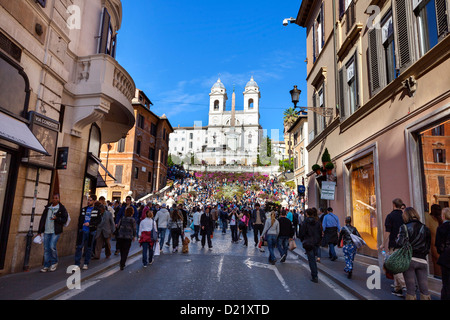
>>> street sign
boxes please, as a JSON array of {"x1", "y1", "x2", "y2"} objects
[
  {"x1": 321, "y1": 181, "x2": 336, "y2": 200},
  {"x1": 297, "y1": 185, "x2": 305, "y2": 195}
]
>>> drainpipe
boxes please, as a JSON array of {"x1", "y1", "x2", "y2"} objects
[{"x1": 332, "y1": 0, "x2": 340, "y2": 117}]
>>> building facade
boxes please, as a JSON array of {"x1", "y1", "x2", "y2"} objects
[
  {"x1": 287, "y1": 114, "x2": 309, "y2": 201},
  {"x1": 0, "y1": 0, "x2": 135, "y2": 273},
  {"x1": 169, "y1": 77, "x2": 264, "y2": 166},
  {"x1": 295, "y1": 0, "x2": 450, "y2": 277},
  {"x1": 97, "y1": 89, "x2": 173, "y2": 202}
]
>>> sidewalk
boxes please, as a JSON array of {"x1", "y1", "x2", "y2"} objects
[
  {"x1": 0, "y1": 240, "x2": 143, "y2": 300},
  {"x1": 290, "y1": 238, "x2": 443, "y2": 300}
]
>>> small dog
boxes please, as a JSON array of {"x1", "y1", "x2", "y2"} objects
[{"x1": 182, "y1": 236, "x2": 190, "y2": 254}]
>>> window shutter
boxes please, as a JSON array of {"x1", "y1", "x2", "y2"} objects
[
  {"x1": 312, "y1": 23, "x2": 317, "y2": 62},
  {"x1": 339, "y1": 0, "x2": 345, "y2": 18},
  {"x1": 321, "y1": 4, "x2": 325, "y2": 48},
  {"x1": 312, "y1": 93, "x2": 317, "y2": 137},
  {"x1": 435, "y1": 0, "x2": 449, "y2": 39},
  {"x1": 339, "y1": 68, "x2": 345, "y2": 118},
  {"x1": 393, "y1": 0, "x2": 413, "y2": 72},
  {"x1": 98, "y1": 8, "x2": 111, "y2": 54},
  {"x1": 368, "y1": 28, "x2": 381, "y2": 95},
  {"x1": 115, "y1": 165, "x2": 123, "y2": 184},
  {"x1": 353, "y1": 51, "x2": 360, "y2": 109}
]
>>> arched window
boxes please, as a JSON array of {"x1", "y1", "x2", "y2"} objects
[
  {"x1": 248, "y1": 99, "x2": 254, "y2": 109},
  {"x1": 214, "y1": 100, "x2": 220, "y2": 111},
  {"x1": 88, "y1": 124, "x2": 101, "y2": 157}
]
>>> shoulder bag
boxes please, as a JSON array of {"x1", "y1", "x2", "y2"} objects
[
  {"x1": 384, "y1": 224, "x2": 412, "y2": 274},
  {"x1": 344, "y1": 226, "x2": 366, "y2": 248}
]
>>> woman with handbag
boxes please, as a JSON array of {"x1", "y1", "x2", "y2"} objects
[
  {"x1": 139, "y1": 210, "x2": 158, "y2": 267},
  {"x1": 299, "y1": 208, "x2": 322, "y2": 283},
  {"x1": 395, "y1": 207, "x2": 431, "y2": 300},
  {"x1": 261, "y1": 211, "x2": 280, "y2": 265},
  {"x1": 338, "y1": 216, "x2": 362, "y2": 279}
]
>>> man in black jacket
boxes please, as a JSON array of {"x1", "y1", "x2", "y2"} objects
[
  {"x1": 38, "y1": 194, "x2": 68, "y2": 272},
  {"x1": 381, "y1": 198, "x2": 406, "y2": 296},
  {"x1": 251, "y1": 203, "x2": 266, "y2": 248},
  {"x1": 74, "y1": 194, "x2": 102, "y2": 270},
  {"x1": 277, "y1": 210, "x2": 295, "y2": 263}
]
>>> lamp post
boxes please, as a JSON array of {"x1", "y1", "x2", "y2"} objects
[{"x1": 287, "y1": 85, "x2": 301, "y2": 168}]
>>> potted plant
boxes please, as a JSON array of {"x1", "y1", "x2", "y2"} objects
[
  {"x1": 312, "y1": 164, "x2": 321, "y2": 175},
  {"x1": 322, "y1": 148, "x2": 331, "y2": 167},
  {"x1": 325, "y1": 162, "x2": 334, "y2": 175}
]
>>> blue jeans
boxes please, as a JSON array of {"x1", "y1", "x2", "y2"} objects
[
  {"x1": 43, "y1": 233, "x2": 60, "y2": 268},
  {"x1": 158, "y1": 228, "x2": 167, "y2": 250},
  {"x1": 277, "y1": 236, "x2": 289, "y2": 258},
  {"x1": 266, "y1": 234, "x2": 278, "y2": 263},
  {"x1": 141, "y1": 242, "x2": 154, "y2": 266},
  {"x1": 75, "y1": 230, "x2": 95, "y2": 266},
  {"x1": 305, "y1": 248, "x2": 318, "y2": 279},
  {"x1": 222, "y1": 220, "x2": 228, "y2": 233},
  {"x1": 329, "y1": 243, "x2": 337, "y2": 259}
]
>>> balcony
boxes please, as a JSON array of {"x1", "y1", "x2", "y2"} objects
[{"x1": 65, "y1": 54, "x2": 136, "y2": 142}]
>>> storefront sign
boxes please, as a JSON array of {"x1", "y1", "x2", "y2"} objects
[
  {"x1": 27, "y1": 112, "x2": 60, "y2": 169},
  {"x1": 321, "y1": 181, "x2": 336, "y2": 200}
]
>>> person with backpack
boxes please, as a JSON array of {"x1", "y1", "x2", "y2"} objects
[
  {"x1": 299, "y1": 208, "x2": 322, "y2": 283},
  {"x1": 38, "y1": 194, "x2": 68, "y2": 272},
  {"x1": 338, "y1": 216, "x2": 362, "y2": 279}
]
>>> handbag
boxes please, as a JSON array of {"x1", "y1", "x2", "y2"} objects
[
  {"x1": 344, "y1": 226, "x2": 366, "y2": 248},
  {"x1": 151, "y1": 221, "x2": 158, "y2": 242},
  {"x1": 384, "y1": 224, "x2": 412, "y2": 274}
]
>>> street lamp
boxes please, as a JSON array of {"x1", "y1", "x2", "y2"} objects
[{"x1": 290, "y1": 85, "x2": 301, "y2": 109}]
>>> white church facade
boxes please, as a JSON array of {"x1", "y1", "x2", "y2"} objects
[{"x1": 169, "y1": 77, "x2": 264, "y2": 165}]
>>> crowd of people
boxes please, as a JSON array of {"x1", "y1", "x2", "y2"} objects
[{"x1": 36, "y1": 167, "x2": 450, "y2": 300}]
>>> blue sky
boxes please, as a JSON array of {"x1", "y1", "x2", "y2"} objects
[{"x1": 116, "y1": 0, "x2": 307, "y2": 140}]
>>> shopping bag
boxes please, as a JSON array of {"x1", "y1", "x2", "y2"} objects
[
  {"x1": 33, "y1": 234, "x2": 43, "y2": 244},
  {"x1": 289, "y1": 239, "x2": 297, "y2": 251},
  {"x1": 154, "y1": 243, "x2": 160, "y2": 256}
]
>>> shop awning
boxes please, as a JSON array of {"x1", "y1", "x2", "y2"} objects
[
  {"x1": 0, "y1": 112, "x2": 49, "y2": 155},
  {"x1": 88, "y1": 152, "x2": 116, "y2": 181}
]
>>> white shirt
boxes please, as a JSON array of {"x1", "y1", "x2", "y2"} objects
[
  {"x1": 139, "y1": 218, "x2": 157, "y2": 237},
  {"x1": 155, "y1": 208, "x2": 170, "y2": 228},
  {"x1": 193, "y1": 211, "x2": 201, "y2": 226}
]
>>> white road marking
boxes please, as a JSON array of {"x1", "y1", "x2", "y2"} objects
[
  {"x1": 217, "y1": 255, "x2": 224, "y2": 282},
  {"x1": 54, "y1": 255, "x2": 141, "y2": 300},
  {"x1": 244, "y1": 258, "x2": 290, "y2": 293}
]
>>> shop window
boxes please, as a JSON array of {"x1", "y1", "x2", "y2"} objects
[
  {"x1": 348, "y1": 153, "x2": 378, "y2": 256},
  {"x1": 418, "y1": 118, "x2": 450, "y2": 277}
]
